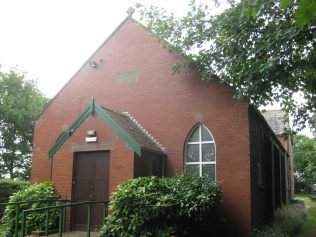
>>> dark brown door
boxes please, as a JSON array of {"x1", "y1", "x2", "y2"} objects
[{"x1": 72, "y1": 151, "x2": 109, "y2": 230}]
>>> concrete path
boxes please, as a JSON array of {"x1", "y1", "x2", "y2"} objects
[{"x1": 47, "y1": 231, "x2": 98, "y2": 237}]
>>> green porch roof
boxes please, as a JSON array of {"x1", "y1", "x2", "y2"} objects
[{"x1": 48, "y1": 98, "x2": 165, "y2": 158}]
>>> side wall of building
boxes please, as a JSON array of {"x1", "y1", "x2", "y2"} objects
[
  {"x1": 278, "y1": 136, "x2": 294, "y2": 197},
  {"x1": 248, "y1": 106, "x2": 289, "y2": 228}
]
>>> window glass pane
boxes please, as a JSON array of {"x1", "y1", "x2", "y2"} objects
[
  {"x1": 185, "y1": 164, "x2": 199, "y2": 176},
  {"x1": 202, "y1": 143, "x2": 215, "y2": 161},
  {"x1": 186, "y1": 144, "x2": 199, "y2": 162},
  {"x1": 202, "y1": 164, "x2": 215, "y2": 179},
  {"x1": 188, "y1": 127, "x2": 199, "y2": 142},
  {"x1": 201, "y1": 126, "x2": 213, "y2": 141}
]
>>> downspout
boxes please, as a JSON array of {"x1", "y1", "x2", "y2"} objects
[{"x1": 50, "y1": 157, "x2": 54, "y2": 181}]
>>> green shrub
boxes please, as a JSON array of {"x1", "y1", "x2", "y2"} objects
[
  {"x1": 251, "y1": 226, "x2": 289, "y2": 237},
  {"x1": 0, "y1": 179, "x2": 29, "y2": 220},
  {"x1": 273, "y1": 204, "x2": 306, "y2": 235},
  {"x1": 2, "y1": 182, "x2": 60, "y2": 237},
  {"x1": 251, "y1": 204, "x2": 306, "y2": 237},
  {"x1": 100, "y1": 174, "x2": 222, "y2": 237}
]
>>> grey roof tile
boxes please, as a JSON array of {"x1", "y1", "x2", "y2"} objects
[
  {"x1": 262, "y1": 110, "x2": 290, "y2": 135},
  {"x1": 101, "y1": 107, "x2": 165, "y2": 154}
]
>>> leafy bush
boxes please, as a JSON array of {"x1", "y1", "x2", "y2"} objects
[
  {"x1": 100, "y1": 174, "x2": 222, "y2": 237},
  {"x1": 251, "y1": 226, "x2": 289, "y2": 237},
  {"x1": 273, "y1": 204, "x2": 306, "y2": 235},
  {"x1": 0, "y1": 179, "x2": 29, "y2": 220},
  {"x1": 3, "y1": 182, "x2": 60, "y2": 237},
  {"x1": 251, "y1": 204, "x2": 306, "y2": 237}
]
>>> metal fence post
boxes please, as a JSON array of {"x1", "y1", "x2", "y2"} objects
[
  {"x1": 102, "y1": 202, "x2": 107, "y2": 226},
  {"x1": 86, "y1": 203, "x2": 91, "y2": 237},
  {"x1": 14, "y1": 204, "x2": 20, "y2": 237},
  {"x1": 21, "y1": 211, "x2": 26, "y2": 237},
  {"x1": 62, "y1": 206, "x2": 66, "y2": 232},
  {"x1": 45, "y1": 210, "x2": 49, "y2": 236},
  {"x1": 102, "y1": 203, "x2": 105, "y2": 226},
  {"x1": 58, "y1": 207, "x2": 63, "y2": 237}
]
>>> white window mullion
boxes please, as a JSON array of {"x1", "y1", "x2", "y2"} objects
[
  {"x1": 185, "y1": 123, "x2": 216, "y2": 179},
  {"x1": 187, "y1": 162, "x2": 215, "y2": 165},
  {"x1": 200, "y1": 141, "x2": 215, "y2": 144},
  {"x1": 199, "y1": 125, "x2": 202, "y2": 176},
  {"x1": 187, "y1": 141, "x2": 214, "y2": 145}
]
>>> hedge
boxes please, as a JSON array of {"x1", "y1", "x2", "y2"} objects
[
  {"x1": 0, "y1": 179, "x2": 29, "y2": 220},
  {"x1": 2, "y1": 182, "x2": 60, "y2": 237},
  {"x1": 100, "y1": 174, "x2": 222, "y2": 237},
  {"x1": 251, "y1": 204, "x2": 306, "y2": 237}
]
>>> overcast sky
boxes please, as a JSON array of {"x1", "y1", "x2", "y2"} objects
[{"x1": 0, "y1": 0, "x2": 197, "y2": 97}]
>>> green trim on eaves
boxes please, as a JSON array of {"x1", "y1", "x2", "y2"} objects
[
  {"x1": 48, "y1": 105, "x2": 92, "y2": 158},
  {"x1": 48, "y1": 98, "x2": 141, "y2": 158}
]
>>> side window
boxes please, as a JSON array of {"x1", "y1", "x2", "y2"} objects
[{"x1": 185, "y1": 124, "x2": 216, "y2": 179}]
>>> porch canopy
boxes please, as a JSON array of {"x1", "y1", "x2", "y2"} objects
[{"x1": 48, "y1": 97, "x2": 165, "y2": 158}]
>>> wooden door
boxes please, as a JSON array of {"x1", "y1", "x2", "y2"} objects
[{"x1": 72, "y1": 151, "x2": 109, "y2": 230}]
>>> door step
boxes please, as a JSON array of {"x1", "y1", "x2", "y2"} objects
[{"x1": 27, "y1": 229, "x2": 58, "y2": 236}]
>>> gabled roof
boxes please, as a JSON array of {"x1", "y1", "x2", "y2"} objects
[
  {"x1": 48, "y1": 98, "x2": 165, "y2": 158},
  {"x1": 262, "y1": 110, "x2": 290, "y2": 136}
]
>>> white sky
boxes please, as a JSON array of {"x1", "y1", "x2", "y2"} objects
[
  {"x1": 0, "y1": 0, "x2": 197, "y2": 97},
  {"x1": 0, "y1": 0, "x2": 312, "y2": 136}
]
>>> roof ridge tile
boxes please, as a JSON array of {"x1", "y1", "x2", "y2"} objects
[{"x1": 122, "y1": 112, "x2": 166, "y2": 153}]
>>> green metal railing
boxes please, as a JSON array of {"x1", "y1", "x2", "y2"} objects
[
  {"x1": 20, "y1": 200, "x2": 108, "y2": 237},
  {"x1": 0, "y1": 199, "x2": 69, "y2": 237}
]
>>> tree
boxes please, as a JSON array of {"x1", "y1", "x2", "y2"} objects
[
  {"x1": 249, "y1": 0, "x2": 316, "y2": 27},
  {"x1": 136, "y1": 0, "x2": 316, "y2": 130},
  {"x1": 293, "y1": 135, "x2": 316, "y2": 193},
  {"x1": 0, "y1": 69, "x2": 48, "y2": 180}
]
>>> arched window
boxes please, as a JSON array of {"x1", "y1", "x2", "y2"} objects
[{"x1": 185, "y1": 124, "x2": 216, "y2": 179}]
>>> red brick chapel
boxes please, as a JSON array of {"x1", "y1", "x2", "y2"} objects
[{"x1": 31, "y1": 16, "x2": 293, "y2": 236}]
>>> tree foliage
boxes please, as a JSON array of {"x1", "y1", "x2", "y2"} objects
[
  {"x1": 249, "y1": 0, "x2": 316, "y2": 28},
  {"x1": 0, "y1": 69, "x2": 48, "y2": 179},
  {"x1": 136, "y1": 0, "x2": 316, "y2": 130},
  {"x1": 283, "y1": 0, "x2": 316, "y2": 27},
  {"x1": 293, "y1": 135, "x2": 316, "y2": 192}
]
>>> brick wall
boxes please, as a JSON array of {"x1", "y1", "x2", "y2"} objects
[{"x1": 32, "y1": 18, "x2": 251, "y2": 235}]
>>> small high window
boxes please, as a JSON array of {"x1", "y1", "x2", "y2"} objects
[{"x1": 185, "y1": 124, "x2": 216, "y2": 179}]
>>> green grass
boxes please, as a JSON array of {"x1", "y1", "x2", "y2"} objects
[{"x1": 294, "y1": 194, "x2": 316, "y2": 237}]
